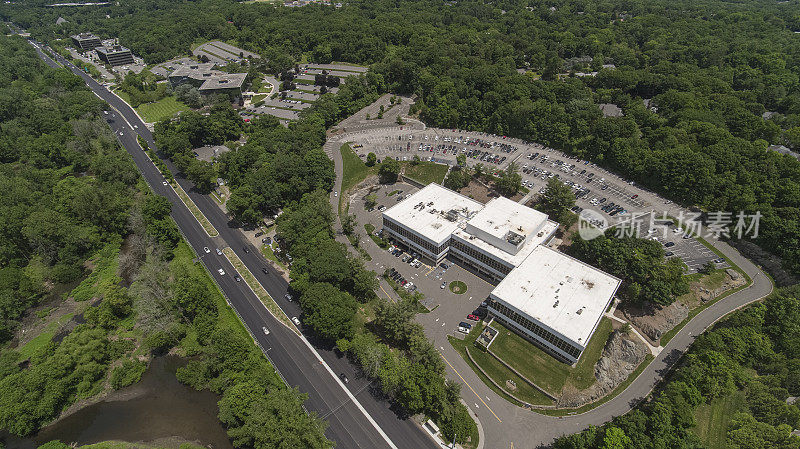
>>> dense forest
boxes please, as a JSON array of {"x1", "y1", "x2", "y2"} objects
[
  {"x1": 3, "y1": 0, "x2": 800, "y2": 275},
  {"x1": 0, "y1": 34, "x2": 330, "y2": 447},
  {"x1": 553, "y1": 286, "x2": 800, "y2": 449}
]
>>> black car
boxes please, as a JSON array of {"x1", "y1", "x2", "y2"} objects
[
  {"x1": 261, "y1": 267, "x2": 269, "y2": 274},
  {"x1": 664, "y1": 242, "x2": 675, "y2": 248},
  {"x1": 340, "y1": 373, "x2": 349, "y2": 384},
  {"x1": 243, "y1": 246, "x2": 250, "y2": 253},
  {"x1": 234, "y1": 274, "x2": 242, "y2": 282}
]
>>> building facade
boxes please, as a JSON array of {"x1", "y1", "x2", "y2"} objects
[
  {"x1": 96, "y1": 45, "x2": 135, "y2": 66},
  {"x1": 71, "y1": 33, "x2": 102, "y2": 51}
]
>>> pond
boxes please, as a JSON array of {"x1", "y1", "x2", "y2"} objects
[{"x1": 4, "y1": 356, "x2": 232, "y2": 449}]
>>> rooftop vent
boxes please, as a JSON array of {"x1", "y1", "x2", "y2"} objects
[
  {"x1": 553, "y1": 300, "x2": 559, "y2": 308},
  {"x1": 576, "y1": 309, "x2": 583, "y2": 315},
  {"x1": 446, "y1": 209, "x2": 459, "y2": 222},
  {"x1": 504, "y1": 230, "x2": 525, "y2": 246}
]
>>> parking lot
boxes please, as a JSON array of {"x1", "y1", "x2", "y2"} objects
[
  {"x1": 344, "y1": 126, "x2": 723, "y2": 276},
  {"x1": 347, "y1": 128, "x2": 652, "y2": 217},
  {"x1": 350, "y1": 182, "x2": 495, "y2": 340}
]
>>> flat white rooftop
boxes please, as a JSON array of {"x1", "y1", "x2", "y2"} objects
[
  {"x1": 491, "y1": 246, "x2": 621, "y2": 347},
  {"x1": 383, "y1": 183, "x2": 482, "y2": 245},
  {"x1": 468, "y1": 196, "x2": 548, "y2": 244},
  {"x1": 453, "y1": 219, "x2": 558, "y2": 268}
]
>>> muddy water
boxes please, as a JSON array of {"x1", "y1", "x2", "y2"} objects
[{"x1": 5, "y1": 356, "x2": 232, "y2": 449}]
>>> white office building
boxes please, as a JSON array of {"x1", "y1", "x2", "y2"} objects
[
  {"x1": 382, "y1": 184, "x2": 482, "y2": 264},
  {"x1": 382, "y1": 183, "x2": 619, "y2": 364},
  {"x1": 488, "y1": 246, "x2": 621, "y2": 363},
  {"x1": 449, "y1": 196, "x2": 557, "y2": 282}
]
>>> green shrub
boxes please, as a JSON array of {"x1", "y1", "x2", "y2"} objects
[{"x1": 110, "y1": 359, "x2": 148, "y2": 389}]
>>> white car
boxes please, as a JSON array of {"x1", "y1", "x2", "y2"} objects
[
  {"x1": 262, "y1": 326, "x2": 270, "y2": 335},
  {"x1": 218, "y1": 268, "x2": 225, "y2": 275},
  {"x1": 162, "y1": 181, "x2": 168, "y2": 186},
  {"x1": 334, "y1": 191, "x2": 338, "y2": 197},
  {"x1": 216, "y1": 248, "x2": 222, "y2": 256},
  {"x1": 292, "y1": 316, "x2": 301, "y2": 326},
  {"x1": 203, "y1": 247, "x2": 211, "y2": 253}
]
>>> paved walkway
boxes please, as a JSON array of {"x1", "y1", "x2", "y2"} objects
[{"x1": 323, "y1": 98, "x2": 774, "y2": 448}]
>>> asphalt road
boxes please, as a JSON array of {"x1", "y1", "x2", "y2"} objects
[{"x1": 29, "y1": 41, "x2": 437, "y2": 449}]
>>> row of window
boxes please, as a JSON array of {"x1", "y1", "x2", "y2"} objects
[
  {"x1": 491, "y1": 302, "x2": 582, "y2": 359},
  {"x1": 450, "y1": 238, "x2": 513, "y2": 276},
  {"x1": 383, "y1": 218, "x2": 446, "y2": 255}
]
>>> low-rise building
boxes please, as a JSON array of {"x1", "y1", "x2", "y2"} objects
[
  {"x1": 382, "y1": 184, "x2": 482, "y2": 264},
  {"x1": 167, "y1": 62, "x2": 247, "y2": 97},
  {"x1": 96, "y1": 45, "x2": 135, "y2": 66},
  {"x1": 71, "y1": 32, "x2": 102, "y2": 51},
  {"x1": 382, "y1": 183, "x2": 619, "y2": 364},
  {"x1": 488, "y1": 246, "x2": 620, "y2": 364}
]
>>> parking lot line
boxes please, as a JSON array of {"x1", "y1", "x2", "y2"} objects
[{"x1": 440, "y1": 351, "x2": 502, "y2": 423}]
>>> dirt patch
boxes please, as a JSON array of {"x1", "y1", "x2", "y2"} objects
[
  {"x1": 558, "y1": 331, "x2": 648, "y2": 408},
  {"x1": 619, "y1": 269, "x2": 748, "y2": 343},
  {"x1": 456, "y1": 179, "x2": 501, "y2": 204},
  {"x1": 12, "y1": 289, "x2": 84, "y2": 350}
]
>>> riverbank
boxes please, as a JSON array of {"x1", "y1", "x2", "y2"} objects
[{"x1": 3, "y1": 356, "x2": 232, "y2": 449}]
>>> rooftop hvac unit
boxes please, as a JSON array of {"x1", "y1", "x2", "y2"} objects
[{"x1": 553, "y1": 300, "x2": 559, "y2": 308}]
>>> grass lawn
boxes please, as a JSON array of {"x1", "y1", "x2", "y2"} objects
[
  {"x1": 401, "y1": 161, "x2": 449, "y2": 185},
  {"x1": 17, "y1": 313, "x2": 74, "y2": 359},
  {"x1": 136, "y1": 96, "x2": 190, "y2": 123},
  {"x1": 449, "y1": 324, "x2": 554, "y2": 406},
  {"x1": 260, "y1": 244, "x2": 288, "y2": 271},
  {"x1": 693, "y1": 392, "x2": 746, "y2": 449},
  {"x1": 252, "y1": 94, "x2": 267, "y2": 103},
  {"x1": 340, "y1": 143, "x2": 377, "y2": 212},
  {"x1": 490, "y1": 318, "x2": 614, "y2": 394},
  {"x1": 449, "y1": 280, "x2": 467, "y2": 294}
]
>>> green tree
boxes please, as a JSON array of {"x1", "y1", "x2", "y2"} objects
[
  {"x1": 536, "y1": 178, "x2": 576, "y2": 225},
  {"x1": 218, "y1": 382, "x2": 333, "y2": 449},
  {"x1": 366, "y1": 152, "x2": 377, "y2": 166},
  {"x1": 379, "y1": 158, "x2": 400, "y2": 184},
  {"x1": 495, "y1": 163, "x2": 522, "y2": 197},
  {"x1": 300, "y1": 282, "x2": 358, "y2": 342}
]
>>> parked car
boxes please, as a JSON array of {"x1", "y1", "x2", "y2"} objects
[
  {"x1": 262, "y1": 326, "x2": 270, "y2": 335},
  {"x1": 292, "y1": 316, "x2": 301, "y2": 326},
  {"x1": 441, "y1": 282, "x2": 446, "y2": 289},
  {"x1": 234, "y1": 274, "x2": 242, "y2": 282},
  {"x1": 339, "y1": 373, "x2": 349, "y2": 384},
  {"x1": 467, "y1": 314, "x2": 480, "y2": 321},
  {"x1": 217, "y1": 268, "x2": 225, "y2": 275},
  {"x1": 284, "y1": 293, "x2": 293, "y2": 301},
  {"x1": 216, "y1": 248, "x2": 222, "y2": 256},
  {"x1": 203, "y1": 247, "x2": 210, "y2": 253},
  {"x1": 664, "y1": 242, "x2": 675, "y2": 248}
]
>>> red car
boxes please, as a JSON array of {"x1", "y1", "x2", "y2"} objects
[
  {"x1": 467, "y1": 314, "x2": 481, "y2": 321},
  {"x1": 631, "y1": 194, "x2": 638, "y2": 199}
]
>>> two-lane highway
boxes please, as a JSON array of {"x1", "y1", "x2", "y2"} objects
[{"x1": 31, "y1": 41, "x2": 438, "y2": 449}]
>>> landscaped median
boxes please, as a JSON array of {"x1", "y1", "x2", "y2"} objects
[
  {"x1": 171, "y1": 181, "x2": 219, "y2": 237},
  {"x1": 136, "y1": 136, "x2": 218, "y2": 237},
  {"x1": 221, "y1": 247, "x2": 299, "y2": 335}
]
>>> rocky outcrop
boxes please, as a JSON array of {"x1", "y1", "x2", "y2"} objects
[
  {"x1": 558, "y1": 331, "x2": 647, "y2": 408},
  {"x1": 625, "y1": 301, "x2": 689, "y2": 341}
]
